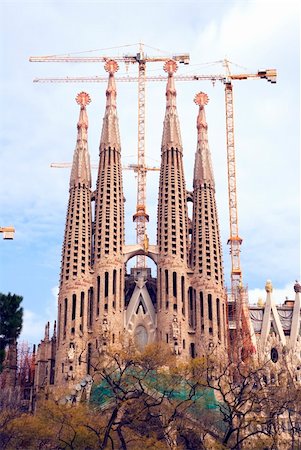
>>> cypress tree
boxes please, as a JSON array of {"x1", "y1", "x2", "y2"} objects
[{"x1": 0, "y1": 292, "x2": 23, "y2": 372}]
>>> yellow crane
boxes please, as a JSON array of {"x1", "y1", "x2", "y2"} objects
[{"x1": 0, "y1": 226, "x2": 15, "y2": 240}]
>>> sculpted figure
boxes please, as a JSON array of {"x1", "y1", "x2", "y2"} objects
[
  {"x1": 67, "y1": 345, "x2": 75, "y2": 363},
  {"x1": 265, "y1": 279, "x2": 273, "y2": 293},
  {"x1": 294, "y1": 281, "x2": 301, "y2": 293}
]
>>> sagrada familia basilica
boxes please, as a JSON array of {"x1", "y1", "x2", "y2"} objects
[{"x1": 1, "y1": 59, "x2": 300, "y2": 401}]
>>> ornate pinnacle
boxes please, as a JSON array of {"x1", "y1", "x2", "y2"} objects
[
  {"x1": 163, "y1": 60, "x2": 178, "y2": 75},
  {"x1": 193, "y1": 91, "x2": 214, "y2": 186},
  {"x1": 161, "y1": 59, "x2": 182, "y2": 150},
  {"x1": 99, "y1": 59, "x2": 120, "y2": 151},
  {"x1": 70, "y1": 92, "x2": 91, "y2": 187},
  {"x1": 194, "y1": 92, "x2": 209, "y2": 106},
  {"x1": 104, "y1": 59, "x2": 119, "y2": 74},
  {"x1": 76, "y1": 92, "x2": 90, "y2": 131},
  {"x1": 76, "y1": 92, "x2": 91, "y2": 107}
]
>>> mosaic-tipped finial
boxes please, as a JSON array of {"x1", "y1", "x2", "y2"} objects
[
  {"x1": 163, "y1": 59, "x2": 178, "y2": 75},
  {"x1": 194, "y1": 92, "x2": 209, "y2": 106},
  {"x1": 76, "y1": 92, "x2": 91, "y2": 107},
  {"x1": 104, "y1": 59, "x2": 119, "y2": 74}
]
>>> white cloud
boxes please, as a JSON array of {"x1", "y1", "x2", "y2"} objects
[
  {"x1": 19, "y1": 286, "x2": 58, "y2": 346},
  {"x1": 248, "y1": 282, "x2": 297, "y2": 306}
]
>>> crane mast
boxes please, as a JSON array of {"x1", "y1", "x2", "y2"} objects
[
  {"x1": 225, "y1": 81, "x2": 242, "y2": 290},
  {"x1": 133, "y1": 51, "x2": 149, "y2": 268},
  {"x1": 30, "y1": 50, "x2": 276, "y2": 353}
]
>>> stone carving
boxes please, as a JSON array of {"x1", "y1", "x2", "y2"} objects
[
  {"x1": 172, "y1": 316, "x2": 180, "y2": 340},
  {"x1": 171, "y1": 316, "x2": 181, "y2": 355},
  {"x1": 102, "y1": 318, "x2": 109, "y2": 338},
  {"x1": 294, "y1": 281, "x2": 301, "y2": 293},
  {"x1": 67, "y1": 345, "x2": 75, "y2": 363},
  {"x1": 265, "y1": 280, "x2": 273, "y2": 293}
]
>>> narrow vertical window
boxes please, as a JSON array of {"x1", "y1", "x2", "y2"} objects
[
  {"x1": 190, "y1": 343, "x2": 196, "y2": 359},
  {"x1": 200, "y1": 292, "x2": 204, "y2": 318},
  {"x1": 105, "y1": 272, "x2": 109, "y2": 297},
  {"x1": 181, "y1": 276, "x2": 185, "y2": 315},
  {"x1": 173, "y1": 272, "x2": 177, "y2": 298},
  {"x1": 208, "y1": 294, "x2": 212, "y2": 321},
  {"x1": 113, "y1": 269, "x2": 116, "y2": 296},
  {"x1": 72, "y1": 294, "x2": 76, "y2": 320},
  {"x1": 119, "y1": 268, "x2": 122, "y2": 309},
  {"x1": 88, "y1": 287, "x2": 94, "y2": 328},
  {"x1": 165, "y1": 269, "x2": 169, "y2": 295},
  {"x1": 87, "y1": 343, "x2": 92, "y2": 375},
  {"x1": 188, "y1": 287, "x2": 196, "y2": 328},
  {"x1": 159, "y1": 269, "x2": 162, "y2": 309},
  {"x1": 217, "y1": 298, "x2": 221, "y2": 340},
  {"x1": 58, "y1": 303, "x2": 61, "y2": 343},
  {"x1": 80, "y1": 292, "x2": 84, "y2": 317},
  {"x1": 113, "y1": 269, "x2": 117, "y2": 309},
  {"x1": 97, "y1": 276, "x2": 100, "y2": 316},
  {"x1": 64, "y1": 298, "x2": 68, "y2": 336}
]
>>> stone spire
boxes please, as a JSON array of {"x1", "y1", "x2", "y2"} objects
[
  {"x1": 157, "y1": 61, "x2": 189, "y2": 356},
  {"x1": 190, "y1": 93, "x2": 227, "y2": 350},
  {"x1": 93, "y1": 60, "x2": 125, "y2": 341},
  {"x1": 55, "y1": 93, "x2": 93, "y2": 386},
  {"x1": 59, "y1": 93, "x2": 93, "y2": 286}
]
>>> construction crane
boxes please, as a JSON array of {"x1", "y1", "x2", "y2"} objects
[
  {"x1": 50, "y1": 162, "x2": 159, "y2": 173},
  {"x1": 30, "y1": 50, "x2": 276, "y2": 304},
  {"x1": 0, "y1": 226, "x2": 15, "y2": 240},
  {"x1": 30, "y1": 44, "x2": 189, "y2": 268}
]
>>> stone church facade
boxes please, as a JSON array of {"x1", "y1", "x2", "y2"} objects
[{"x1": 30, "y1": 60, "x2": 301, "y2": 393}]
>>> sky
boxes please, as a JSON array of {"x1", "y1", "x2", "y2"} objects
[{"x1": 0, "y1": 0, "x2": 299, "y2": 345}]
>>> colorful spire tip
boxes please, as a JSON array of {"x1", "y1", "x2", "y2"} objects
[
  {"x1": 76, "y1": 92, "x2": 91, "y2": 107},
  {"x1": 163, "y1": 60, "x2": 178, "y2": 75},
  {"x1": 194, "y1": 92, "x2": 209, "y2": 106},
  {"x1": 104, "y1": 59, "x2": 119, "y2": 74}
]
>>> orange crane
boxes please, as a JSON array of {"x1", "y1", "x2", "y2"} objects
[
  {"x1": 0, "y1": 226, "x2": 15, "y2": 240},
  {"x1": 30, "y1": 52, "x2": 276, "y2": 349},
  {"x1": 30, "y1": 44, "x2": 189, "y2": 268}
]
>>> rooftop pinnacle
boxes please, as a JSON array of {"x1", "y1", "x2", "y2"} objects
[
  {"x1": 70, "y1": 92, "x2": 92, "y2": 188},
  {"x1": 161, "y1": 60, "x2": 182, "y2": 151},
  {"x1": 193, "y1": 92, "x2": 215, "y2": 188},
  {"x1": 100, "y1": 59, "x2": 121, "y2": 151}
]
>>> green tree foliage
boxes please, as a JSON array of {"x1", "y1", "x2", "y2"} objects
[
  {"x1": 0, "y1": 292, "x2": 23, "y2": 372},
  {"x1": 0, "y1": 343, "x2": 301, "y2": 449}
]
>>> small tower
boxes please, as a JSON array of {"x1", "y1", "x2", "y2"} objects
[
  {"x1": 191, "y1": 93, "x2": 227, "y2": 353},
  {"x1": 93, "y1": 60, "x2": 125, "y2": 351},
  {"x1": 55, "y1": 92, "x2": 93, "y2": 385},
  {"x1": 156, "y1": 60, "x2": 189, "y2": 356}
]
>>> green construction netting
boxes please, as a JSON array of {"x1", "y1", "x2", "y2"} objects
[{"x1": 90, "y1": 367, "x2": 226, "y2": 431}]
